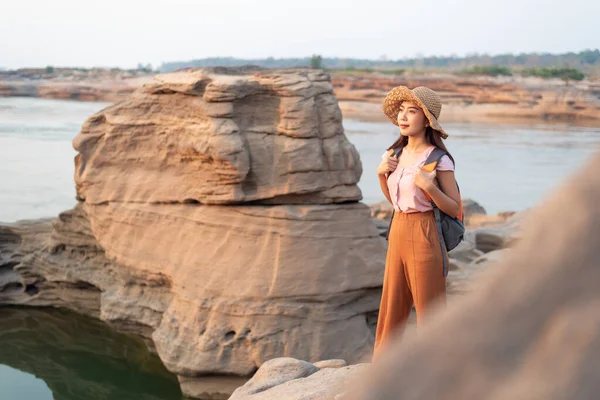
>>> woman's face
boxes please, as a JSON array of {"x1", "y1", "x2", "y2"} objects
[{"x1": 396, "y1": 101, "x2": 428, "y2": 137}]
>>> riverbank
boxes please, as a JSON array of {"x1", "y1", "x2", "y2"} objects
[
  {"x1": 0, "y1": 67, "x2": 597, "y2": 399},
  {"x1": 0, "y1": 67, "x2": 152, "y2": 102},
  {"x1": 339, "y1": 99, "x2": 600, "y2": 126},
  {"x1": 0, "y1": 198, "x2": 520, "y2": 399},
  {"x1": 2, "y1": 67, "x2": 599, "y2": 125},
  {"x1": 333, "y1": 71, "x2": 600, "y2": 125}
]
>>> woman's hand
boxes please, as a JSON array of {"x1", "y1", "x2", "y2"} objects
[
  {"x1": 414, "y1": 167, "x2": 437, "y2": 192},
  {"x1": 377, "y1": 152, "x2": 398, "y2": 176}
]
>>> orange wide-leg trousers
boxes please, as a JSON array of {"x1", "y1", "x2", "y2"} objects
[{"x1": 373, "y1": 210, "x2": 447, "y2": 360}]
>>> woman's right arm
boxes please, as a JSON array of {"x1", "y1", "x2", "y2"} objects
[{"x1": 377, "y1": 152, "x2": 398, "y2": 205}]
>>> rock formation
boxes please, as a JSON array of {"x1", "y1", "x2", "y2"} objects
[{"x1": 0, "y1": 67, "x2": 386, "y2": 399}]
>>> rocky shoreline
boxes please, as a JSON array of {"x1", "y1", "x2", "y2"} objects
[
  {"x1": 0, "y1": 198, "x2": 521, "y2": 399},
  {"x1": 2, "y1": 67, "x2": 595, "y2": 400},
  {"x1": 332, "y1": 72, "x2": 600, "y2": 124},
  {"x1": 0, "y1": 67, "x2": 153, "y2": 102},
  {"x1": 2, "y1": 67, "x2": 599, "y2": 125},
  {"x1": 0, "y1": 67, "x2": 382, "y2": 399}
]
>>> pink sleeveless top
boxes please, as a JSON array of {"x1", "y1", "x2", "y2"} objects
[{"x1": 383, "y1": 146, "x2": 454, "y2": 213}]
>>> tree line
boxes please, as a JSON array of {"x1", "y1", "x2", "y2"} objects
[{"x1": 159, "y1": 49, "x2": 600, "y2": 74}]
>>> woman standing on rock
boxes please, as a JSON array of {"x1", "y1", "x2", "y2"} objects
[{"x1": 373, "y1": 86, "x2": 461, "y2": 359}]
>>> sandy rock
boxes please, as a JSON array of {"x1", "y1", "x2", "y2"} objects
[
  {"x1": 472, "y1": 220, "x2": 521, "y2": 253},
  {"x1": 466, "y1": 214, "x2": 510, "y2": 229},
  {"x1": 368, "y1": 201, "x2": 394, "y2": 221},
  {"x1": 446, "y1": 268, "x2": 484, "y2": 294},
  {"x1": 230, "y1": 357, "x2": 369, "y2": 400},
  {"x1": 230, "y1": 357, "x2": 319, "y2": 399},
  {"x1": 314, "y1": 359, "x2": 348, "y2": 369},
  {"x1": 448, "y1": 238, "x2": 484, "y2": 265},
  {"x1": 462, "y1": 198, "x2": 487, "y2": 218},
  {"x1": 89, "y1": 202, "x2": 384, "y2": 376},
  {"x1": 470, "y1": 248, "x2": 512, "y2": 267},
  {"x1": 178, "y1": 375, "x2": 249, "y2": 400},
  {"x1": 371, "y1": 219, "x2": 391, "y2": 238},
  {"x1": 73, "y1": 68, "x2": 362, "y2": 206}
]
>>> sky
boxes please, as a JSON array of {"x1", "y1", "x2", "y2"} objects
[{"x1": 1, "y1": 0, "x2": 599, "y2": 70}]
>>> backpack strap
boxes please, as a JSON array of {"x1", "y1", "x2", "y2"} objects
[
  {"x1": 432, "y1": 205, "x2": 450, "y2": 277},
  {"x1": 384, "y1": 147, "x2": 402, "y2": 241},
  {"x1": 420, "y1": 148, "x2": 464, "y2": 222},
  {"x1": 420, "y1": 148, "x2": 462, "y2": 277},
  {"x1": 421, "y1": 147, "x2": 446, "y2": 173}
]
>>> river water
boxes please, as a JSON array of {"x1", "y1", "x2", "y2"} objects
[{"x1": 0, "y1": 97, "x2": 598, "y2": 399}]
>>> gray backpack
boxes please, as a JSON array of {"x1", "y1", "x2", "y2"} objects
[{"x1": 384, "y1": 147, "x2": 465, "y2": 276}]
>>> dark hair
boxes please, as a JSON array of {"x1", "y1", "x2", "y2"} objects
[{"x1": 387, "y1": 127, "x2": 455, "y2": 165}]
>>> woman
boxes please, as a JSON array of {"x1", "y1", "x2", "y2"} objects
[{"x1": 373, "y1": 86, "x2": 461, "y2": 359}]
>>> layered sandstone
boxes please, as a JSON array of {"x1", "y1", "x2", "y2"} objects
[
  {"x1": 0, "y1": 68, "x2": 384, "y2": 399},
  {"x1": 74, "y1": 67, "x2": 361, "y2": 204}
]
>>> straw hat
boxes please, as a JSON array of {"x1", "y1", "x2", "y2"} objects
[{"x1": 382, "y1": 86, "x2": 448, "y2": 139}]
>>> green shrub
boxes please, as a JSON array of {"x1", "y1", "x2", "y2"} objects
[
  {"x1": 522, "y1": 67, "x2": 584, "y2": 81},
  {"x1": 463, "y1": 66, "x2": 512, "y2": 77},
  {"x1": 380, "y1": 68, "x2": 405, "y2": 75}
]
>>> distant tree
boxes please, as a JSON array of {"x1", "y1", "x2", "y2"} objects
[
  {"x1": 311, "y1": 54, "x2": 323, "y2": 69},
  {"x1": 580, "y1": 49, "x2": 600, "y2": 64},
  {"x1": 137, "y1": 63, "x2": 153, "y2": 73},
  {"x1": 45, "y1": 65, "x2": 55, "y2": 74}
]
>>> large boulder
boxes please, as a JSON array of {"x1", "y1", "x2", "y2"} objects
[
  {"x1": 462, "y1": 198, "x2": 487, "y2": 218},
  {"x1": 472, "y1": 212, "x2": 524, "y2": 253},
  {"x1": 73, "y1": 67, "x2": 362, "y2": 205},
  {"x1": 85, "y1": 201, "x2": 385, "y2": 375}
]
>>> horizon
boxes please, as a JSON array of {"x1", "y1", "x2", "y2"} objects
[
  {"x1": 2, "y1": 48, "x2": 598, "y2": 72},
  {"x1": 2, "y1": 0, "x2": 599, "y2": 70}
]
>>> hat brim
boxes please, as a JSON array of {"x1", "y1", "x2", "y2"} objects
[{"x1": 382, "y1": 86, "x2": 448, "y2": 139}]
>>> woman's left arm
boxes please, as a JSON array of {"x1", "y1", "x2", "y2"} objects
[{"x1": 418, "y1": 170, "x2": 461, "y2": 218}]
